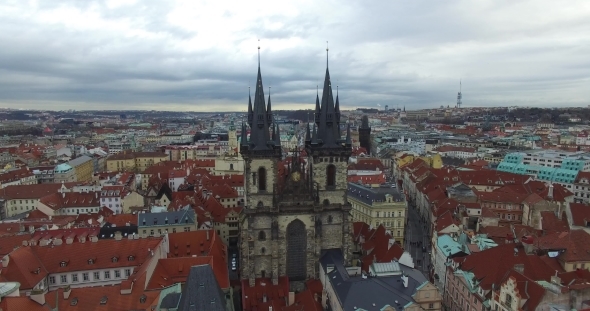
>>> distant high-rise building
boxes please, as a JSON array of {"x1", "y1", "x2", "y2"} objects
[{"x1": 385, "y1": 105, "x2": 389, "y2": 111}]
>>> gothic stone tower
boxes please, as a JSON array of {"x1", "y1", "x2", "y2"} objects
[
  {"x1": 358, "y1": 115, "x2": 371, "y2": 155},
  {"x1": 239, "y1": 51, "x2": 353, "y2": 288}
]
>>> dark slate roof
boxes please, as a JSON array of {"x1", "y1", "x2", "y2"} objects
[
  {"x1": 347, "y1": 183, "x2": 405, "y2": 206},
  {"x1": 441, "y1": 156, "x2": 466, "y2": 167},
  {"x1": 320, "y1": 249, "x2": 428, "y2": 311},
  {"x1": 138, "y1": 209, "x2": 196, "y2": 228},
  {"x1": 178, "y1": 265, "x2": 227, "y2": 311},
  {"x1": 99, "y1": 224, "x2": 138, "y2": 239},
  {"x1": 160, "y1": 293, "x2": 182, "y2": 309}
]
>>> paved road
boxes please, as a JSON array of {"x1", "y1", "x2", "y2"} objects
[
  {"x1": 404, "y1": 200, "x2": 431, "y2": 278},
  {"x1": 228, "y1": 246, "x2": 239, "y2": 280}
]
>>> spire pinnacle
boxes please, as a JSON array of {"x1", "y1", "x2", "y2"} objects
[
  {"x1": 326, "y1": 41, "x2": 329, "y2": 68},
  {"x1": 257, "y1": 39, "x2": 261, "y2": 68}
]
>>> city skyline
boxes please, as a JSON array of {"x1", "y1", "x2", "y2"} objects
[{"x1": 1, "y1": 0, "x2": 589, "y2": 111}]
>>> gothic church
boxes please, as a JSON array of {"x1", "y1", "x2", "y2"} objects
[{"x1": 239, "y1": 51, "x2": 353, "y2": 288}]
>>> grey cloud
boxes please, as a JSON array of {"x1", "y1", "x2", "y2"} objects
[{"x1": 0, "y1": 0, "x2": 589, "y2": 111}]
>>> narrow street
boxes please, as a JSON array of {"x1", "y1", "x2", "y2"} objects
[{"x1": 404, "y1": 200, "x2": 431, "y2": 278}]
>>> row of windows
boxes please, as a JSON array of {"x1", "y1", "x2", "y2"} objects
[
  {"x1": 142, "y1": 227, "x2": 191, "y2": 235},
  {"x1": 254, "y1": 165, "x2": 338, "y2": 191},
  {"x1": 48, "y1": 269, "x2": 131, "y2": 285}
]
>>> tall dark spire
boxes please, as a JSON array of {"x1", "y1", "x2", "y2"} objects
[
  {"x1": 267, "y1": 86, "x2": 273, "y2": 124},
  {"x1": 249, "y1": 43, "x2": 272, "y2": 151},
  {"x1": 314, "y1": 86, "x2": 320, "y2": 125},
  {"x1": 274, "y1": 120, "x2": 281, "y2": 146},
  {"x1": 305, "y1": 122, "x2": 311, "y2": 143},
  {"x1": 334, "y1": 85, "x2": 341, "y2": 140},
  {"x1": 247, "y1": 87, "x2": 253, "y2": 127},
  {"x1": 345, "y1": 123, "x2": 352, "y2": 146},
  {"x1": 316, "y1": 45, "x2": 338, "y2": 148}
]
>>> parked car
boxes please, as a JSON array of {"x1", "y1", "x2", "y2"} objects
[{"x1": 231, "y1": 257, "x2": 237, "y2": 271}]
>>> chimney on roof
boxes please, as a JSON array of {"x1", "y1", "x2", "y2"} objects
[
  {"x1": 30, "y1": 289, "x2": 46, "y2": 306},
  {"x1": 1, "y1": 255, "x2": 9, "y2": 268},
  {"x1": 288, "y1": 292, "x2": 295, "y2": 306},
  {"x1": 63, "y1": 285, "x2": 72, "y2": 299},
  {"x1": 551, "y1": 273, "x2": 562, "y2": 285},
  {"x1": 206, "y1": 230, "x2": 210, "y2": 241},
  {"x1": 514, "y1": 263, "x2": 524, "y2": 274},
  {"x1": 114, "y1": 231, "x2": 122, "y2": 241},
  {"x1": 548, "y1": 183, "x2": 554, "y2": 200},
  {"x1": 401, "y1": 274, "x2": 409, "y2": 288}
]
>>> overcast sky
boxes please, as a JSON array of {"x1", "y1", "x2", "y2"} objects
[{"x1": 1, "y1": 0, "x2": 589, "y2": 112}]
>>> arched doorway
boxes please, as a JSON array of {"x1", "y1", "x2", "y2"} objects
[{"x1": 286, "y1": 219, "x2": 307, "y2": 280}]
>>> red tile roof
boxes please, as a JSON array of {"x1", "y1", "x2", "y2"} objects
[
  {"x1": 536, "y1": 230, "x2": 590, "y2": 262},
  {"x1": 167, "y1": 230, "x2": 226, "y2": 261},
  {"x1": 495, "y1": 269, "x2": 545, "y2": 310},
  {"x1": 352, "y1": 223, "x2": 405, "y2": 272},
  {"x1": 241, "y1": 277, "x2": 290, "y2": 311},
  {"x1": 0, "y1": 167, "x2": 34, "y2": 184},
  {"x1": 0, "y1": 237, "x2": 163, "y2": 289},
  {"x1": 457, "y1": 243, "x2": 563, "y2": 290},
  {"x1": 146, "y1": 256, "x2": 229, "y2": 290},
  {"x1": 348, "y1": 158, "x2": 385, "y2": 171},
  {"x1": 569, "y1": 202, "x2": 590, "y2": 227},
  {"x1": 39, "y1": 191, "x2": 101, "y2": 211},
  {"x1": 540, "y1": 211, "x2": 569, "y2": 233},
  {"x1": 0, "y1": 183, "x2": 78, "y2": 200}
]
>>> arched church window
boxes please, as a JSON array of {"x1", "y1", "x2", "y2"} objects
[
  {"x1": 257, "y1": 201, "x2": 264, "y2": 208},
  {"x1": 328, "y1": 215, "x2": 333, "y2": 223},
  {"x1": 258, "y1": 230, "x2": 266, "y2": 241},
  {"x1": 323, "y1": 199, "x2": 330, "y2": 206},
  {"x1": 230, "y1": 164, "x2": 234, "y2": 170},
  {"x1": 261, "y1": 247, "x2": 266, "y2": 254},
  {"x1": 258, "y1": 167, "x2": 267, "y2": 191},
  {"x1": 326, "y1": 165, "x2": 336, "y2": 187}
]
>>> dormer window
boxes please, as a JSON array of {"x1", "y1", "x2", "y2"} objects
[
  {"x1": 88, "y1": 259, "x2": 94, "y2": 265},
  {"x1": 112, "y1": 256, "x2": 118, "y2": 263},
  {"x1": 128, "y1": 255, "x2": 135, "y2": 261},
  {"x1": 60, "y1": 261, "x2": 67, "y2": 267}
]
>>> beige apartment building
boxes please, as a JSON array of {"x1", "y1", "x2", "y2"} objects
[
  {"x1": 348, "y1": 182, "x2": 407, "y2": 243},
  {"x1": 106, "y1": 151, "x2": 167, "y2": 173}
]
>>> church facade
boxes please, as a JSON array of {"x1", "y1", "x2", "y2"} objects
[{"x1": 239, "y1": 53, "x2": 353, "y2": 287}]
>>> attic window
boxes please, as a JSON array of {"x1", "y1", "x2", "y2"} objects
[
  {"x1": 153, "y1": 218, "x2": 157, "y2": 225},
  {"x1": 140, "y1": 294, "x2": 147, "y2": 303},
  {"x1": 100, "y1": 296, "x2": 108, "y2": 305},
  {"x1": 128, "y1": 255, "x2": 135, "y2": 261},
  {"x1": 70, "y1": 298, "x2": 78, "y2": 306},
  {"x1": 88, "y1": 259, "x2": 94, "y2": 265},
  {"x1": 60, "y1": 261, "x2": 68, "y2": 267},
  {"x1": 112, "y1": 256, "x2": 119, "y2": 263},
  {"x1": 175, "y1": 217, "x2": 179, "y2": 224}
]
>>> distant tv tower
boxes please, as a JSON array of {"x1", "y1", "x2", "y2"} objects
[{"x1": 456, "y1": 80, "x2": 462, "y2": 108}]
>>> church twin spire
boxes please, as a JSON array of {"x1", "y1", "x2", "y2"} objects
[
  {"x1": 244, "y1": 42, "x2": 350, "y2": 155},
  {"x1": 308, "y1": 45, "x2": 347, "y2": 150},
  {"x1": 243, "y1": 44, "x2": 280, "y2": 154}
]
